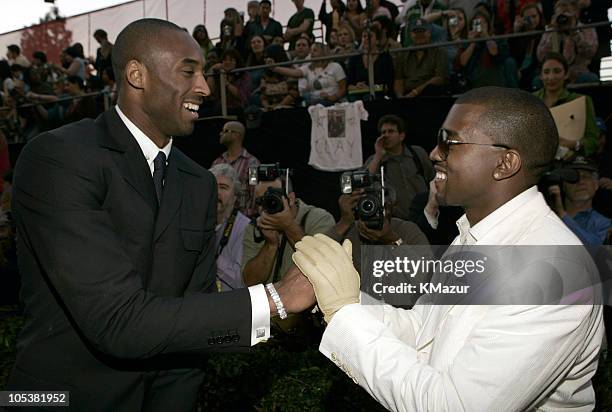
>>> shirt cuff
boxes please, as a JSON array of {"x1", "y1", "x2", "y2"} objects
[
  {"x1": 424, "y1": 208, "x2": 439, "y2": 229},
  {"x1": 248, "y1": 284, "x2": 270, "y2": 346}
]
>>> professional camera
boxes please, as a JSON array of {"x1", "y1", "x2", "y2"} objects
[
  {"x1": 556, "y1": 14, "x2": 570, "y2": 27},
  {"x1": 340, "y1": 169, "x2": 386, "y2": 230},
  {"x1": 249, "y1": 163, "x2": 292, "y2": 215}
]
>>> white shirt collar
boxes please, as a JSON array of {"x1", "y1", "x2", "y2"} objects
[
  {"x1": 454, "y1": 186, "x2": 540, "y2": 245},
  {"x1": 115, "y1": 105, "x2": 172, "y2": 175}
]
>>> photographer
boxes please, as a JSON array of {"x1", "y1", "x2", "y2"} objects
[
  {"x1": 509, "y1": 3, "x2": 544, "y2": 90},
  {"x1": 326, "y1": 185, "x2": 429, "y2": 275},
  {"x1": 547, "y1": 157, "x2": 610, "y2": 245},
  {"x1": 536, "y1": 0, "x2": 598, "y2": 84},
  {"x1": 242, "y1": 171, "x2": 334, "y2": 286}
]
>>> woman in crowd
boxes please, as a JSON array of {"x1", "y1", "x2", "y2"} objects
[
  {"x1": 335, "y1": 22, "x2": 357, "y2": 55},
  {"x1": 345, "y1": 25, "x2": 394, "y2": 100},
  {"x1": 260, "y1": 44, "x2": 299, "y2": 110},
  {"x1": 458, "y1": 10, "x2": 509, "y2": 88},
  {"x1": 207, "y1": 48, "x2": 252, "y2": 113},
  {"x1": 214, "y1": 18, "x2": 246, "y2": 58},
  {"x1": 319, "y1": 0, "x2": 347, "y2": 45},
  {"x1": 271, "y1": 42, "x2": 347, "y2": 106},
  {"x1": 245, "y1": 35, "x2": 268, "y2": 103},
  {"x1": 55, "y1": 46, "x2": 87, "y2": 81},
  {"x1": 533, "y1": 52, "x2": 598, "y2": 157},
  {"x1": 344, "y1": 0, "x2": 366, "y2": 39},
  {"x1": 192, "y1": 24, "x2": 214, "y2": 58},
  {"x1": 444, "y1": 8, "x2": 469, "y2": 92},
  {"x1": 510, "y1": 3, "x2": 544, "y2": 90}
]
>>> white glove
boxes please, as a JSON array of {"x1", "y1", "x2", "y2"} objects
[{"x1": 292, "y1": 234, "x2": 360, "y2": 323}]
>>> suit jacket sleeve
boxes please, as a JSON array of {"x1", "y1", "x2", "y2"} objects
[{"x1": 13, "y1": 132, "x2": 253, "y2": 359}]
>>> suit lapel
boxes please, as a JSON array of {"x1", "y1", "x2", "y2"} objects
[
  {"x1": 153, "y1": 151, "x2": 183, "y2": 241},
  {"x1": 97, "y1": 110, "x2": 158, "y2": 212}
]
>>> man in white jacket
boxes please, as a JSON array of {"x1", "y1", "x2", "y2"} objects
[{"x1": 293, "y1": 87, "x2": 604, "y2": 411}]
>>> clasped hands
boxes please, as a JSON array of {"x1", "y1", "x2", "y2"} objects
[{"x1": 291, "y1": 234, "x2": 360, "y2": 323}]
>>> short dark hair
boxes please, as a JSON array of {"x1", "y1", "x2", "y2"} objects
[
  {"x1": 260, "y1": 0, "x2": 272, "y2": 5},
  {"x1": 378, "y1": 114, "x2": 406, "y2": 134},
  {"x1": 455, "y1": 87, "x2": 558, "y2": 181},
  {"x1": 112, "y1": 19, "x2": 185, "y2": 90},
  {"x1": 93, "y1": 29, "x2": 108, "y2": 39},
  {"x1": 32, "y1": 51, "x2": 47, "y2": 63},
  {"x1": 542, "y1": 51, "x2": 568, "y2": 74},
  {"x1": 7, "y1": 45, "x2": 20, "y2": 55},
  {"x1": 221, "y1": 48, "x2": 245, "y2": 69}
]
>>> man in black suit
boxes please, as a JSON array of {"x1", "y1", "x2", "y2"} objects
[{"x1": 7, "y1": 19, "x2": 314, "y2": 411}]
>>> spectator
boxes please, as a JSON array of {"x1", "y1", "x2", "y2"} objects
[
  {"x1": 215, "y1": 18, "x2": 246, "y2": 58},
  {"x1": 285, "y1": 0, "x2": 315, "y2": 50},
  {"x1": 445, "y1": 7, "x2": 468, "y2": 85},
  {"x1": 399, "y1": 0, "x2": 447, "y2": 47},
  {"x1": 1, "y1": 60, "x2": 14, "y2": 96},
  {"x1": 328, "y1": 28, "x2": 340, "y2": 50},
  {"x1": 260, "y1": 44, "x2": 299, "y2": 110},
  {"x1": 192, "y1": 24, "x2": 214, "y2": 58},
  {"x1": 509, "y1": 3, "x2": 544, "y2": 90},
  {"x1": 548, "y1": 157, "x2": 611, "y2": 245},
  {"x1": 101, "y1": 66, "x2": 117, "y2": 105},
  {"x1": 536, "y1": 0, "x2": 598, "y2": 84},
  {"x1": 243, "y1": 0, "x2": 283, "y2": 44},
  {"x1": 368, "y1": 0, "x2": 392, "y2": 20},
  {"x1": 533, "y1": 52, "x2": 598, "y2": 157},
  {"x1": 210, "y1": 163, "x2": 251, "y2": 291},
  {"x1": 55, "y1": 46, "x2": 87, "y2": 81},
  {"x1": 93, "y1": 29, "x2": 113, "y2": 76},
  {"x1": 246, "y1": 0, "x2": 260, "y2": 26},
  {"x1": 346, "y1": 26, "x2": 395, "y2": 100},
  {"x1": 394, "y1": 19, "x2": 448, "y2": 97},
  {"x1": 372, "y1": 15, "x2": 403, "y2": 75},
  {"x1": 458, "y1": 10, "x2": 510, "y2": 88},
  {"x1": 326, "y1": 187, "x2": 429, "y2": 276},
  {"x1": 207, "y1": 49, "x2": 252, "y2": 113},
  {"x1": 344, "y1": 0, "x2": 366, "y2": 38},
  {"x1": 246, "y1": 34, "x2": 268, "y2": 100},
  {"x1": 6, "y1": 45, "x2": 30, "y2": 68},
  {"x1": 242, "y1": 175, "x2": 335, "y2": 286},
  {"x1": 365, "y1": 114, "x2": 434, "y2": 221},
  {"x1": 334, "y1": 22, "x2": 358, "y2": 60},
  {"x1": 211, "y1": 121, "x2": 261, "y2": 217},
  {"x1": 292, "y1": 36, "x2": 312, "y2": 62},
  {"x1": 319, "y1": 0, "x2": 347, "y2": 44},
  {"x1": 272, "y1": 42, "x2": 347, "y2": 106},
  {"x1": 272, "y1": 36, "x2": 286, "y2": 47},
  {"x1": 62, "y1": 75, "x2": 98, "y2": 124}
]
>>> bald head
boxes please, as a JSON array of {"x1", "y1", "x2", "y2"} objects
[
  {"x1": 455, "y1": 87, "x2": 558, "y2": 182},
  {"x1": 112, "y1": 19, "x2": 185, "y2": 92}
]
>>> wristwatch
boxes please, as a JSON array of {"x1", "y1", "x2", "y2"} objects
[{"x1": 393, "y1": 237, "x2": 403, "y2": 247}]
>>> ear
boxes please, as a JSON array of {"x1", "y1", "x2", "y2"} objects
[
  {"x1": 125, "y1": 59, "x2": 146, "y2": 90},
  {"x1": 493, "y1": 150, "x2": 521, "y2": 180}
]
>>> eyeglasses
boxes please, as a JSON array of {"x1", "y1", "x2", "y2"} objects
[
  {"x1": 221, "y1": 129, "x2": 236, "y2": 134},
  {"x1": 436, "y1": 128, "x2": 510, "y2": 156}
]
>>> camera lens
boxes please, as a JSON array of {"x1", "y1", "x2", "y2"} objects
[
  {"x1": 358, "y1": 198, "x2": 377, "y2": 217},
  {"x1": 556, "y1": 14, "x2": 569, "y2": 25}
]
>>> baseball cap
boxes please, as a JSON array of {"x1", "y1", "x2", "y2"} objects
[{"x1": 567, "y1": 156, "x2": 598, "y2": 172}]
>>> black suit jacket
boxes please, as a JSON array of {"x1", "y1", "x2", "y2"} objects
[{"x1": 8, "y1": 109, "x2": 253, "y2": 411}]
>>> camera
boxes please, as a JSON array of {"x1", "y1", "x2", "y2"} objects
[
  {"x1": 340, "y1": 169, "x2": 386, "y2": 230},
  {"x1": 249, "y1": 163, "x2": 292, "y2": 215},
  {"x1": 523, "y1": 15, "x2": 533, "y2": 27},
  {"x1": 256, "y1": 187, "x2": 286, "y2": 214},
  {"x1": 556, "y1": 14, "x2": 570, "y2": 26},
  {"x1": 449, "y1": 15, "x2": 458, "y2": 26},
  {"x1": 223, "y1": 25, "x2": 232, "y2": 37},
  {"x1": 472, "y1": 18, "x2": 482, "y2": 33}
]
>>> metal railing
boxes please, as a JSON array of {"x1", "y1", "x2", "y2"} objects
[{"x1": 212, "y1": 20, "x2": 611, "y2": 116}]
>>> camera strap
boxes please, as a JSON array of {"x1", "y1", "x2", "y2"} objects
[
  {"x1": 272, "y1": 209, "x2": 310, "y2": 283},
  {"x1": 216, "y1": 208, "x2": 238, "y2": 259}
]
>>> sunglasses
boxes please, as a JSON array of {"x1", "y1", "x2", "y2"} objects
[{"x1": 437, "y1": 128, "x2": 510, "y2": 156}]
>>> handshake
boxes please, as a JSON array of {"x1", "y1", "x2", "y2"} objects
[{"x1": 274, "y1": 234, "x2": 360, "y2": 324}]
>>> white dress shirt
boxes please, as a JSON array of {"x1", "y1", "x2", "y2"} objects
[
  {"x1": 320, "y1": 186, "x2": 604, "y2": 411},
  {"x1": 115, "y1": 106, "x2": 270, "y2": 345}
]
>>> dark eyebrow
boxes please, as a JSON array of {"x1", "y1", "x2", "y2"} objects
[{"x1": 180, "y1": 58, "x2": 200, "y2": 66}]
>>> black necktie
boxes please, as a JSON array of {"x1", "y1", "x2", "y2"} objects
[{"x1": 153, "y1": 151, "x2": 167, "y2": 204}]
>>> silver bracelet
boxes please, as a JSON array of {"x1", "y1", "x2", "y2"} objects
[{"x1": 266, "y1": 283, "x2": 288, "y2": 320}]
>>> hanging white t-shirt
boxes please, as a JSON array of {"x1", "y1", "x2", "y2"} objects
[{"x1": 307, "y1": 101, "x2": 368, "y2": 171}]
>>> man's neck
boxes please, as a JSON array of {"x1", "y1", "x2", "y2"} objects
[
  {"x1": 387, "y1": 145, "x2": 403, "y2": 156},
  {"x1": 565, "y1": 199, "x2": 593, "y2": 216},
  {"x1": 226, "y1": 144, "x2": 243, "y2": 160},
  {"x1": 261, "y1": 15, "x2": 270, "y2": 24},
  {"x1": 464, "y1": 186, "x2": 528, "y2": 227},
  {"x1": 117, "y1": 103, "x2": 171, "y2": 148},
  {"x1": 217, "y1": 208, "x2": 234, "y2": 226}
]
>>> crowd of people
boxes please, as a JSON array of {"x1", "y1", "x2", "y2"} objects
[{"x1": 0, "y1": 14, "x2": 610, "y2": 410}]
